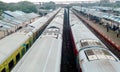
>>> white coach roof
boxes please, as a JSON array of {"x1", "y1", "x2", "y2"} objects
[
  {"x1": 0, "y1": 32, "x2": 29, "y2": 64},
  {"x1": 12, "y1": 37, "x2": 62, "y2": 72}
]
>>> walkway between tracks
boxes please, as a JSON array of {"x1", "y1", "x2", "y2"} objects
[{"x1": 61, "y1": 8, "x2": 78, "y2": 72}]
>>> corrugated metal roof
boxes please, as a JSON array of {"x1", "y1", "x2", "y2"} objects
[
  {"x1": 3, "y1": 10, "x2": 40, "y2": 24},
  {"x1": 3, "y1": 10, "x2": 26, "y2": 18},
  {"x1": 26, "y1": 13, "x2": 40, "y2": 19},
  {"x1": 92, "y1": 6, "x2": 113, "y2": 11},
  {"x1": 0, "y1": 20, "x2": 15, "y2": 27},
  {"x1": 113, "y1": 8, "x2": 120, "y2": 12},
  {"x1": 74, "y1": 6, "x2": 120, "y2": 23},
  {"x1": 0, "y1": 23, "x2": 11, "y2": 30}
]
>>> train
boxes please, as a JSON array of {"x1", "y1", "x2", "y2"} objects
[
  {"x1": 0, "y1": 8, "x2": 61, "y2": 72},
  {"x1": 11, "y1": 8, "x2": 64, "y2": 72},
  {"x1": 69, "y1": 10, "x2": 120, "y2": 72}
]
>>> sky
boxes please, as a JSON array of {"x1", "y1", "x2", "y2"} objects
[{"x1": 0, "y1": 0, "x2": 100, "y2": 3}]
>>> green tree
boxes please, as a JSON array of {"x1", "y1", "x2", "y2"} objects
[
  {"x1": 0, "y1": 1, "x2": 37, "y2": 15},
  {"x1": 16, "y1": 1, "x2": 37, "y2": 13},
  {"x1": 0, "y1": 1, "x2": 7, "y2": 15},
  {"x1": 43, "y1": 1, "x2": 56, "y2": 10}
]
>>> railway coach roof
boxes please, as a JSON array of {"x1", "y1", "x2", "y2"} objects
[
  {"x1": 70, "y1": 17, "x2": 98, "y2": 40},
  {"x1": 0, "y1": 32, "x2": 29, "y2": 64},
  {"x1": 29, "y1": 17, "x2": 48, "y2": 28},
  {"x1": 70, "y1": 11, "x2": 102, "y2": 51},
  {"x1": 29, "y1": 8, "x2": 61, "y2": 29},
  {"x1": 82, "y1": 60, "x2": 120, "y2": 72},
  {"x1": 47, "y1": 18, "x2": 63, "y2": 29},
  {"x1": 12, "y1": 37, "x2": 62, "y2": 72}
]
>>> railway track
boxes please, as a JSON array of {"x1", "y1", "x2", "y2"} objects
[
  {"x1": 72, "y1": 10, "x2": 120, "y2": 59},
  {"x1": 60, "y1": 8, "x2": 78, "y2": 72}
]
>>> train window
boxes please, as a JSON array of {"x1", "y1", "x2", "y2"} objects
[
  {"x1": 80, "y1": 39, "x2": 102, "y2": 48},
  {"x1": 22, "y1": 48, "x2": 26, "y2": 56},
  {"x1": 16, "y1": 53, "x2": 20, "y2": 62},
  {"x1": 26, "y1": 44, "x2": 29, "y2": 51},
  {"x1": 1, "y1": 68, "x2": 6, "y2": 72},
  {"x1": 8, "y1": 60, "x2": 14, "y2": 70},
  {"x1": 85, "y1": 49, "x2": 116, "y2": 61}
]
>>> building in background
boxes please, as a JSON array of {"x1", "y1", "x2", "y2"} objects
[{"x1": 100, "y1": 0, "x2": 110, "y2": 3}]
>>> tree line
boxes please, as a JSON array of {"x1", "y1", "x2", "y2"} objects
[{"x1": 0, "y1": 1, "x2": 37, "y2": 15}]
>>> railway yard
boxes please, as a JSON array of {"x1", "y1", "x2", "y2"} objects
[{"x1": 0, "y1": 6, "x2": 120, "y2": 72}]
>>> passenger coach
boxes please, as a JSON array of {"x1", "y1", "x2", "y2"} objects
[
  {"x1": 11, "y1": 8, "x2": 64, "y2": 72},
  {"x1": 70, "y1": 10, "x2": 120, "y2": 72},
  {"x1": 0, "y1": 8, "x2": 61, "y2": 72}
]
